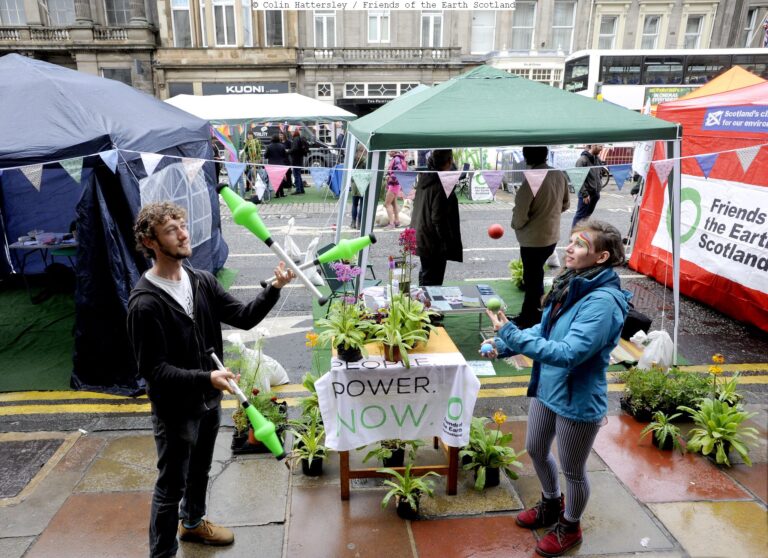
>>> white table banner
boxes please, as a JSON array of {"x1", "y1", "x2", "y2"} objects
[{"x1": 316, "y1": 351, "x2": 481, "y2": 451}]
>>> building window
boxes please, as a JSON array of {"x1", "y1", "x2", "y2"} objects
[
  {"x1": 314, "y1": 10, "x2": 335, "y2": 47},
  {"x1": 242, "y1": 0, "x2": 252, "y2": 47},
  {"x1": 506, "y1": 68, "x2": 561, "y2": 87},
  {"x1": 744, "y1": 8, "x2": 758, "y2": 47},
  {"x1": 343, "y1": 83, "x2": 417, "y2": 98},
  {"x1": 101, "y1": 68, "x2": 132, "y2": 86},
  {"x1": 510, "y1": 1, "x2": 535, "y2": 50},
  {"x1": 470, "y1": 11, "x2": 495, "y2": 54},
  {"x1": 265, "y1": 10, "x2": 283, "y2": 46},
  {"x1": 171, "y1": 0, "x2": 192, "y2": 47},
  {"x1": 316, "y1": 82, "x2": 333, "y2": 99},
  {"x1": 598, "y1": 15, "x2": 617, "y2": 49},
  {"x1": 367, "y1": 10, "x2": 389, "y2": 43},
  {"x1": 46, "y1": 0, "x2": 75, "y2": 26},
  {"x1": 105, "y1": 0, "x2": 130, "y2": 26},
  {"x1": 213, "y1": 0, "x2": 236, "y2": 46},
  {"x1": 683, "y1": 15, "x2": 703, "y2": 49},
  {"x1": 0, "y1": 0, "x2": 26, "y2": 24},
  {"x1": 345, "y1": 83, "x2": 365, "y2": 97},
  {"x1": 641, "y1": 15, "x2": 660, "y2": 49},
  {"x1": 421, "y1": 10, "x2": 442, "y2": 48},
  {"x1": 368, "y1": 83, "x2": 398, "y2": 97},
  {"x1": 552, "y1": 0, "x2": 576, "y2": 53},
  {"x1": 401, "y1": 83, "x2": 419, "y2": 93},
  {"x1": 199, "y1": 1, "x2": 206, "y2": 47}
]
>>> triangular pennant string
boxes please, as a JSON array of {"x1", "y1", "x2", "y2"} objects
[
  {"x1": 651, "y1": 159, "x2": 675, "y2": 185},
  {"x1": 60, "y1": 157, "x2": 83, "y2": 185},
  {"x1": 309, "y1": 166, "x2": 331, "y2": 188},
  {"x1": 182, "y1": 158, "x2": 205, "y2": 183},
  {"x1": 393, "y1": 171, "x2": 418, "y2": 196},
  {"x1": 438, "y1": 170, "x2": 462, "y2": 197},
  {"x1": 351, "y1": 170, "x2": 372, "y2": 195},
  {"x1": 99, "y1": 149, "x2": 118, "y2": 173},
  {"x1": 141, "y1": 152, "x2": 164, "y2": 177},
  {"x1": 565, "y1": 168, "x2": 590, "y2": 190},
  {"x1": 480, "y1": 171, "x2": 504, "y2": 196},
  {"x1": 694, "y1": 153, "x2": 718, "y2": 179},
  {"x1": 20, "y1": 164, "x2": 43, "y2": 191},
  {"x1": 265, "y1": 165, "x2": 289, "y2": 192},
  {"x1": 736, "y1": 145, "x2": 760, "y2": 173},
  {"x1": 255, "y1": 175, "x2": 267, "y2": 200},
  {"x1": 608, "y1": 164, "x2": 633, "y2": 190},
  {"x1": 224, "y1": 162, "x2": 246, "y2": 186},
  {"x1": 523, "y1": 169, "x2": 548, "y2": 196}
]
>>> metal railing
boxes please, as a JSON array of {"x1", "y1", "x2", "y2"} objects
[{"x1": 299, "y1": 47, "x2": 460, "y2": 64}]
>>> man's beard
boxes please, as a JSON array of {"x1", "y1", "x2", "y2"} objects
[{"x1": 157, "y1": 242, "x2": 191, "y2": 260}]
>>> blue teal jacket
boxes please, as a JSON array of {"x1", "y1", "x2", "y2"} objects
[{"x1": 494, "y1": 267, "x2": 630, "y2": 422}]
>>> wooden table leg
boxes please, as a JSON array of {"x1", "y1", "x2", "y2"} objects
[
  {"x1": 340, "y1": 450, "x2": 350, "y2": 500},
  {"x1": 447, "y1": 446, "x2": 458, "y2": 495}
]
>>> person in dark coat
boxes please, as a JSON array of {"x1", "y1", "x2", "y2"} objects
[
  {"x1": 411, "y1": 149, "x2": 462, "y2": 286},
  {"x1": 264, "y1": 134, "x2": 290, "y2": 198},
  {"x1": 289, "y1": 130, "x2": 306, "y2": 195},
  {"x1": 572, "y1": 144, "x2": 604, "y2": 227}
]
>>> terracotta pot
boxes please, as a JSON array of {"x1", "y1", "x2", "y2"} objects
[
  {"x1": 396, "y1": 496, "x2": 419, "y2": 520},
  {"x1": 382, "y1": 448, "x2": 405, "y2": 468},
  {"x1": 383, "y1": 343, "x2": 402, "y2": 363},
  {"x1": 247, "y1": 426, "x2": 258, "y2": 446},
  {"x1": 301, "y1": 457, "x2": 324, "y2": 476},
  {"x1": 337, "y1": 345, "x2": 362, "y2": 362}
]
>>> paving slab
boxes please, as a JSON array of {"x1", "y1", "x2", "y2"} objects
[
  {"x1": 723, "y1": 462, "x2": 768, "y2": 504},
  {"x1": 516, "y1": 471, "x2": 676, "y2": 555},
  {"x1": 24, "y1": 492, "x2": 151, "y2": 558},
  {"x1": 593, "y1": 415, "x2": 750, "y2": 502},
  {"x1": 0, "y1": 439, "x2": 63, "y2": 498},
  {"x1": 76, "y1": 434, "x2": 156, "y2": 492},
  {"x1": 0, "y1": 536, "x2": 35, "y2": 558},
  {"x1": 649, "y1": 501, "x2": 768, "y2": 558},
  {"x1": 177, "y1": 525, "x2": 283, "y2": 558},
  {"x1": 287, "y1": 485, "x2": 413, "y2": 558},
  {"x1": 419, "y1": 472, "x2": 523, "y2": 518},
  {"x1": 412, "y1": 515, "x2": 538, "y2": 558}
]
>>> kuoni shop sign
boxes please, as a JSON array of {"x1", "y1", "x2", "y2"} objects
[
  {"x1": 702, "y1": 105, "x2": 768, "y2": 132},
  {"x1": 202, "y1": 82, "x2": 288, "y2": 95},
  {"x1": 651, "y1": 175, "x2": 768, "y2": 293},
  {"x1": 315, "y1": 352, "x2": 480, "y2": 451},
  {"x1": 644, "y1": 86, "x2": 696, "y2": 106}
]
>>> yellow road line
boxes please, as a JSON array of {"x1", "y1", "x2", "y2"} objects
[
  {"x1": 0, "y1": 391, "x2": 148, "y2": 402},
  {"x1": 678, "y1": 363, "x2": 768, "y2": 373}
]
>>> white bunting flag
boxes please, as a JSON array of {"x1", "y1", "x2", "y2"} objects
[
  {"x1": 438, "y1": 170, "x2": 462, "y2": 197},
  {"x1": 480, "y1": 171, "x2": 504, "y2": 196},
  {"x1": 21, "y1": 164, "x2": 43, "y2": 191},
  {"x1": 736, "y1": 145, "x2": 760, "y2": 173},
  {"x1": 523, "y1": 169, "x2": 548, "y2": 196},
  {"x1": 141, "y1": 153, "x2": 164, "y2": 177},
  {"x1": 182, "y1": 158, "x2": 205, "y2": 183},
  {"x1": 651, "y1": 159, "x2": 675, "y2": 185},
  {"x1": 99, "y1": 149, "x2": 118, "y2": 173},
  {"x1": 60, "y1": 157, "x2": 83, "y2": 185}
]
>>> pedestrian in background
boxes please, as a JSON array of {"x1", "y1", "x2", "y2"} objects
[
  {"x1": 265, "y1": 134, "x2": 290, "y2": 198},
  {"x1": 383, "y1": 150, "x2": 407, "y2": 229},
  {"x1": 290, "y1": 130, "x2": 307, "y2": 195},
  {"x1": 572, "y1": 144, "x2": 604, "y2": 227},
  {"x1": 511, "y1": 146, "x2": 570, "y2": 329},
  {"x1": 127, "y1": 202, "x2": 294, "y2": 558},
  {"x1": 482, "y1": 220, "x2": 630, "y2": 557},
  {"x1": 350, "y1": 144, "x2": 366, "y2": 229},
  {"x1": 411, "y1": 149, "x2": 462, "y2": 286}
]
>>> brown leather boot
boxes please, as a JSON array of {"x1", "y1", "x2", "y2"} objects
[{"x1": 179, "y1": 519, "x2": 234, "y2": 546}]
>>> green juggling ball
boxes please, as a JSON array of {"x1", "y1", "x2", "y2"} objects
[{"x1": 486, "y1": 297, "x2": 502, "y2": 312}]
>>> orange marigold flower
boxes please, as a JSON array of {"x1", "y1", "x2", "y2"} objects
[
  {"x1": 711, "y1": 353, "x2": 725, "y2": 364},
  {"x1": 493, "y1": 409, "x2": 507, "y2": 425},
  {"x1": 305, "y1": 332, "x2": 319, "y2": 347},
  {"x1": 708, "y1": 365, "x2": 723, "y2": 376}
]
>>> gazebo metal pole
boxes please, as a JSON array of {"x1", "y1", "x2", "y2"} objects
[
  {"x1": 671, "y1": 135, "x2": 682, "y2": 365},
  {"x1": 334, "y1": 134, "x2": 357, "y2": 245},
  {"x1": 356, "y1": 150, "x2": 383, "y2": 296}
]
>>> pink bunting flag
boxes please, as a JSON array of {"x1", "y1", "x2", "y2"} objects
[
  {"x1": 480, "y1": 171, "x2": 504, "y2": 196},
  {"x1": 736, "y1": 145, "x2": 760, "y2": 173},
  {"x1": 651, "y1": 159, "x2": 675, "y2": 185},
  {"x1": 523, "y1": 169, "x2": 548, "y2": 196},
  {"x1": 438, "y1": 170, "x2": 462, "y2": 197},
  {"x1": 182, "y1": 158, "x2": 205, "y2": 183},
  {"x1": 265, "y1": 165, "x2": 290, "y2": 192}
]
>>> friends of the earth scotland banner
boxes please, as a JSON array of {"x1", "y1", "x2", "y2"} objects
[{"x1": 316, "y1": 351, "x2": 480, "y2": 451}]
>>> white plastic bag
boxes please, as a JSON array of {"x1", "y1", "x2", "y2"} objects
[
  {"x1": 226, "y1": 331, "x2": 289, "y2": 392},
  {"x1": 636, "y1": 330, "x2": 674, "y2": 372},
  {"x1": 284, "y1": 217, "x2": 303, "y2": 264},
  {"x1": 303, "y1": 236, "x2": 325, "y2": 287}
]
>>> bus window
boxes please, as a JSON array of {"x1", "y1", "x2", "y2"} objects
[
  {"x1": 684, "y1": 55, "x2": 730, "y2": 84},
  {"x1": 563, "y1": 55, "x2": 589, "y2": 93},
  {"x1": 731, "y1": 54, "x2": 768, "y2": 80},
  {"x1": 601, "y1": 56, "x2": 642, "y2": 85},
  {"x1": 642, "y1": 56, "x2": 684, "y2": 85}
]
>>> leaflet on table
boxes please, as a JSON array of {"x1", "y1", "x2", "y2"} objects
[
  {"x1": 467, "y1": 360, "x2": 496, "y2": 376},
  {"x1": 425, "y1": 286, "x2": 463, "y2": 298}
]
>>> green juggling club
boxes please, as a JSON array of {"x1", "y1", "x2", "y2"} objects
[
  {"x1": 210, "y1": 352, "x2": 286, "y2": 460},
  {"x1": 260, "y1": 233, "x2": 377, "y2": 288},
  {"x1": 217, "y1": 184, "x2": 328, "y2": 305}
]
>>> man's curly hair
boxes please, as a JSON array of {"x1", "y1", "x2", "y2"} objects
[{"x1": 134, "y1": 202, "x2": 187, "y2": 259}]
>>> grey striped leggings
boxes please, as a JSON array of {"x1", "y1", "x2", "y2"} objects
[{"x1": 525, "y1": 398, "x2": 603, "y2": 523}]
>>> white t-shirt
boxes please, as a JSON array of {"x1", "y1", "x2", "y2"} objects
[{"x1": 146, "y1": 268, "x2": 194, "y2": 318}]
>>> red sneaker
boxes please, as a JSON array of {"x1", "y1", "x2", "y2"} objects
[
  {"x1": 515, "y1": 493, "x2": 564, "y2": 529},
  {"x1": 535, "y1": 516, "x2": 582, "y2": 557}
]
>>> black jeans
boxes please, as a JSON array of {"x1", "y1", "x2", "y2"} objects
[
  {"x1": 519, "y1": 244, "x2": 556, "y2": 328},
  {"x1": 351, "y1": 196, "x2": 363, "y2": 225},
  {"x1": 149, "y1": 407, "x2": 221, "y2": 558},
  {"x1": 292, "y1": 167, "x2": 304, "y2": 193},
  {"x1": 572, "y1": 192, "x2": 600, "y2": 228},
  {"x1": 419, "y1": 255, "x2": 447, "y2": 287}
]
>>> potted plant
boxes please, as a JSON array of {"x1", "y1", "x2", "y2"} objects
[
  {"x1": 619, "y1": 366, "x2": 710, "y2": 421},
  {"x1": 370, "y1": 293, "x2": 435, "y2": 367},
  {"x1": 508, "y1": 259, "x2": 524, "y2": 290},
  {"x1": 362, "y1": 439, "x2": 425, "y2": 468},
  {"x1": 639, "y1": 411, "x2": 685, "y2": 452},
  {"x1": 678, "y1": 398, "x2": 759, "y2": 467},
  {"x1": 379, "y1": 464, "x2": 439, "y2": 520},
  {"x1": 395, "y1": 228, "x2": 418, "y2": 294},
  {"x1": 460, "y1": 411, "x2": 525, "y2": 491},
  {"x1": 288, "y1": 415, "x2": 328, "y2": 476},
  {"x1": 232, "y1": 389, "x2": 288, "y2": 454},
  {"x1": 316, "y1": 296, "x2": 371, "y2": 362}
]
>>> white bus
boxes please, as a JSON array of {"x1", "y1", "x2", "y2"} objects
[{"x1": 563, "y1": 48, "x2": 768, "y2": 111}]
